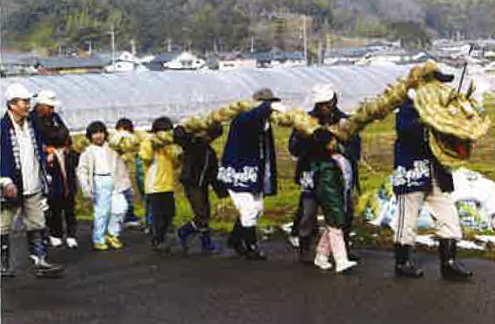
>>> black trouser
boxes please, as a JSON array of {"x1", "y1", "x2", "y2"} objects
[
  {"x1": 184, "y1": 185, "x2": 210, "y2": 230},
  {"x1": 47, "y1": 198, "x2": 77, "y2": 238},
  {"x1": 291, "y1": 194, "x2": 304, "y2": 236},
  {"x1": 298, "y1": 194, "x2": 318, "y2": 239},
  {"x1": 148, "y1": 192, "x2": 175, "y2": 244}
]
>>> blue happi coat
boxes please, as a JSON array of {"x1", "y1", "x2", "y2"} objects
[
  {"x1": 1, "y1": 113, "x2": 50, "y2": 206},
  {"x1": 392, "y1": 99, "x2": 454, "y2": 195},
  {"x1": 218, "y1": 102, "x2": 277, "y2": 196}
]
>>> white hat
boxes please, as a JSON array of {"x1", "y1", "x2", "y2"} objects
[
  {"x1": 310, "y1": 83, "x2": 336, "y2": 105},
  {"x1": 35, "y1": 89, "x2": 61, "y2": 107},
  {"x1": 5, "y1": 83, "x2": 32, "y2": 102}
]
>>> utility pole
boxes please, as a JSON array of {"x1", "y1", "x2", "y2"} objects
[
  {"x1": 86, "y1": 41, "x2": 92, "y2": 56},
  {"x1": 130, "y1": 39, "x2": 136, "y2": 55},
  {"x1": 0, "y1": 7, "x2": 3, "y2": 70},
  {"x1": 303, "y1": 15, "x2": 308, "y2": 65},
  {"x1": 108, "y1": 24, "x2": 116, "y2": 65}
]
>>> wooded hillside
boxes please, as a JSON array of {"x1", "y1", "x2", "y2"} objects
[{"x1": 2, "y1": 0, "x2": 494, "y2": 54}]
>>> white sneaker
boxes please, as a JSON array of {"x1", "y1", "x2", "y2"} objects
[
  {"x1": 288, "y1": 236, "x2": 300, "y2": 248},
  {"x1": 314, "y1": 253, "x2": 333, "y2": 270},
  {"x1": 124, "y1": 221, "x2": 141, "y2": 228},
  {"x1": 49, "y1": 236, "x2": 63, "y2": 247},
  {"x1": 335, "y1": 260, "x2": 357, "y2": 274},
  {"x1": 66, "y1": 237, "x2": 78, "y2": 249}
]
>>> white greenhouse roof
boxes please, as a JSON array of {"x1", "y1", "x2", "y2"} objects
[{"x1": 0, "y1": 65, "x2": 410, "y2": 131}]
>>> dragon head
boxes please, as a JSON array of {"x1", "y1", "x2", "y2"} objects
[{"x1": 413, "y1": 78, "x2": 492, "y2": 168}]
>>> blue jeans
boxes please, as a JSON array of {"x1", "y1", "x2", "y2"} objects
[
  {"x1": 142, "y1": 195, "x2": 152, "y2": 227},
  {"x1": 123, "y1": 188, "x2": 139, "y2": 223},
  {"x1": 108, "y1": 192, "x2": 128, "y2": 237},
  {"x1": 92, "y1": 176, "x2": 114, "y2": 244}
]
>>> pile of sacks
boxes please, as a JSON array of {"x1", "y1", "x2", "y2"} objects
[{"x1": 359, "y1": 168, "x2": 495, "y2": 249}]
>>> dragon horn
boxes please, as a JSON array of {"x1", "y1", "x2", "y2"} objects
[
  {"x1": 465, "y1": 81, "x2": 476, "y2": 99},
  {"x1": 444, "y1": 88, "x2": 457, "y2": 107}
]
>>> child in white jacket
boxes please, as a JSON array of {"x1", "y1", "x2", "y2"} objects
[{"x1": 77, "y1": 121, "x2": 131, "y2": 250}]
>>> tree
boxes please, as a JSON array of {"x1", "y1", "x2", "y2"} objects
[{"x1": 389, "y1": 21, "x2": 431, "y2": 49}]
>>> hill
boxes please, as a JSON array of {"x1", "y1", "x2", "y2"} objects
[{"x1": 1, "y1": 0, "x2": 494, "y2": 54}]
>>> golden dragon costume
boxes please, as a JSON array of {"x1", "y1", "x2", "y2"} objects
[{"x1": 74, "y1": 60, "x2": 493, "y2": 169}]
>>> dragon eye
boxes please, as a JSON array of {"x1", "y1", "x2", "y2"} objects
[
  {"x1": 461, "y1": 101, "x2": 475, "y2": 119},
  {"x1": 448, "y1": 107, "x2": 458, "y2": 115}
]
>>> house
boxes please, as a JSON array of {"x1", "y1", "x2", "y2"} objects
[
  {"x1": 36, "y1": 56, "x2": 110, "y2": 75},
  {"x1": 96, "y1": 51, "x2": 140, "y2": 64},
  {"x1": 356, "y1": 50, "x2": 436, "y2": 66},
  {"x1": 0, "y1": 53, "x2": 38, "y2": 77},
  {"x1": 365, "y1": 40, "x2": 400, "y2": 52},
  {"x1": 146, "y1": 52, "x2": 180, "y2": 71},
  {"x1": 250, "y1": 51, "x2": 305, "y2": 68},
  {"x1": 96, "y1": 51, "x2": 148, "y2": 72},
  {"x1": 167, "y1": 52, "x2": 206, "y2": 70},
  {"x1": 214, "y1": 52, "x2": 257, "y2": 70},
  {"x1": 272, "y1": 51, "x2": 305, "y2": 67},
  {"x1": 148, "y1": 51, "x2": 206, "y2": 70},
  {"x1": 323, "y1": 48, "x2": 370, "y2": 65}
]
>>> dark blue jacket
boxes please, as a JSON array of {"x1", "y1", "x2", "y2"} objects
[
  {"x1": 1, "y1": 113, "x2": 49, "y2": 206},
  {"x1": 218, "y1": 102, "x2": 277, "y2": 196},
  {"x1": 48, "y1": 150, "x2": 79, "y2": 201},
  {"x1": 173, "y1": 128, "x2": 228, "y2": 198},
  {"x1": 29, "y1": 110, "x2": 67, "y2": 146},
  {"x1": 288, "y1": 107, "x2": 361, "y2": 192},
  {"x1": 393, "y1": 99, "x2": 454, "y2": 194}
]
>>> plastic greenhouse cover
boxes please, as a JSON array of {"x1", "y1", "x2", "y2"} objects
[{"x1": 0, "y1": 65, "x2": 412, "y2": 131}]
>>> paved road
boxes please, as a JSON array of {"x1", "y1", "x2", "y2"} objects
[{"x1": 2, "y1": 222, "x2": 494, "y2": 324}]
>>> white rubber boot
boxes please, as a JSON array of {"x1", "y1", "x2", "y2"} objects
[
  {"x1": 328, "y1": 227, "x2": 357, "y2": 274},
  {"x1": 314, "y1": 253, "x2": 333, "y2": 270}
]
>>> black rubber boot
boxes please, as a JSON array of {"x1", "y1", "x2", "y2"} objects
[
  {"x1": 298, "y1": 236, "x2": 313, "y2": 265},
  {"x1": 177, "y1": 222, "x2": 197, "y2": 251},
  {"x1": 200, "y1": 230, "x2": 222, "y2": 254},
  {"x1": 151, "y1": 237, "x2": 171, "y2": 253},
  {"x1": 439, "y1": 239, "x2": 474, "y2": 281},
  {"x1": 27, "y1": 230, "x2": 65, "y2": 279},
  {"x1": 344, "y1": 231, "x2": 360, "y2": 262},
  {"x1": 1, "y1": 235, "x2": 15, "y2": 278},
  {"x1": 227, "y1": 218, "x2": 247, "y2": 257},
  {"x1": 243, "y1": 226, "x2": 267, "y2": 261},
  {"x1": 394, "y1": 244, "x2": 424, "y2": 279}
]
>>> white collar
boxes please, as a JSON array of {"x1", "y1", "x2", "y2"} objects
[{"x1": 7, "y1": 110, "x2": 28, "y2": 132}]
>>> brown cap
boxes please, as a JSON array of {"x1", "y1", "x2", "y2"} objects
[
  {"x1": 432, "y1": 71, "x2": 455, "y2": 83},
  {"x1": 252, "y1": 88, "x2": 281, "y2": 102}
]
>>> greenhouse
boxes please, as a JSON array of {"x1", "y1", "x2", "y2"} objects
[{"x1": 2, "y1": 64, "x2": 421, "y2": 131}]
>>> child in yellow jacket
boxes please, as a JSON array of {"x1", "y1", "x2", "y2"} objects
[{"x1": 139, "y1": 117, "x2": 180, "y2": 252}]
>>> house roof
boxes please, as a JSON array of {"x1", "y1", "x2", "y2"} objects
[
  {"x1": 324, "y1": 48, "x2": 370, "y2": 58},
  {"x1": 0, "y1": 53, "x2": 38, "y2": 66},
  {"x1": 151, "y1": 52, "x2": 183, "y2": 63},
  {"x1": 248, "y1": 51, "x2": 305, "y2": 62},
  {"x1": 37, "y1": 56, "x2": 110, "y2": 69},
  {"x1": 1, "y1": 52, "x2": 111, "y2": 69}
]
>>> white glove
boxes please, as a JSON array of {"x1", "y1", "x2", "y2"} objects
[
  {"x1": 40, "y1": 198, "x2": 49, "y2": 212},
  {"x1": 271, "y1": 102, "x2": 288, "y2": 113},
  {"x1": 407, "y1": 89, "x2": 417, "y2": 101}
]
